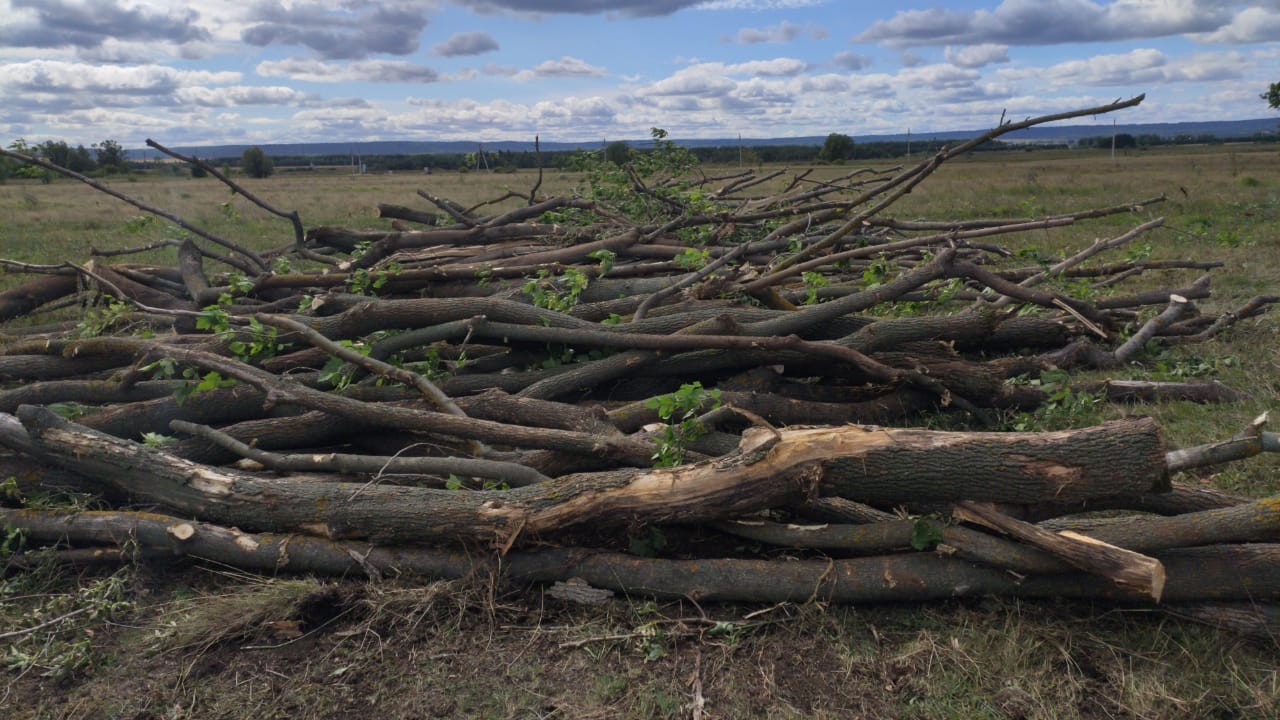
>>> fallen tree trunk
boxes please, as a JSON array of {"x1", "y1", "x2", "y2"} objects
[
  {"x1": 0, "y1": 274, "x2": 79, "y2": 322},
  {"x1": 2, "y1": 406, "x2": 1168, "y2": 544},
  {"x1": 4, "y1": 508, "x2": 1278, "y2": 604},
  {"x1": 718, "y1": 494, "x2": 1280, "y2": 566}
]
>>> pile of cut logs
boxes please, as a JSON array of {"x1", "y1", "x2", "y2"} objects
[{"x1": 2, "y1": 96, "x2": 1277, "y2": 633}]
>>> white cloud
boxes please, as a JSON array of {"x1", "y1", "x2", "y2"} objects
[
  {"x1": 0, "y1": 0, "x2": 1273, "y2": 147},
  {"x1": 723, "y1": 58, "x2": 810, "y2": 77},
  {"x1": 945, "y1": 44, "x2": 1010, "y2": 69},
  {"x1": 995, "y1": 48, "x2": 1245, "y2": 88},
  {"x1": 842, "y1": 73, "x2": 898, "y2": 100},
  {"x1": 400, "y1": 95, "x2": 618, "y2": 139},
  {"x1": 724, "y1": 21, "x2": 826, "y2": 44},
  {"x1": 75, "y1": 39, "x2": 161, "y2": 64},
  {"x1": 514, "y1": 56, "x2": 607, "y2": 80},
  {"x1": 0, "y1": 0, "x2": 209, "y2": 50},
  {"x1": 288, "y1": 105, "x2": 396, "y2": 139},
  {"x1": 899, "y1": 50, "x2": 926, "y2": 68},
  {"x1": 697, "y1": 0, "x2": 825, "y2": 9},
  {"x1": 631, "y1": 59, "x2": 808, "y2": 103},
  {"x1": 638, "y1": 67, "x2": 738, "y2": 97},
  {"x1": 800, "y1": 74, "x2": 852, "y2": 93},
  {"x1": 857, "y1": 0, "x2": 1236, "y2": 47},
  {"x1": 0, "y1": 59, "x2": 239, "y2": 94},
  {"x1": 900, "y1": 64, "x2": 982, "y2": 91},
  {"x1": 455, "y1": 0, "x2": 705, "y2": 17},
  {"x1": 433, "y1": 31, "x2": 500, "y2": 57},
  {"x1": 481, "y1": 63, "x2": 520, "y2": 77},
  {"x1": 175, "y1": 85, "x2": 310, "y2": 107},
  {"x1": 238, "y1": 1, "x2": 430, "y2": 59},
  {"x1": 727, "y1": 77, "x2": 794, "y2": 106},
  {"x1": 832, "y1": 51, "x2": 872, "y2": 71},
  {"x1": 46, "y1": 107, "x2": 184, "y2": 132},
  {"x1": 256, "y1": 58, "x2": 441, "y2": 83},
  {"x1": 1192, "y1": 7, "x2": 1280, "y2": 43}
]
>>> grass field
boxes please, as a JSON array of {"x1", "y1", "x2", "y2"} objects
[{"x1": 2, "y1": 143, "x2": 1279, "y2": 718}]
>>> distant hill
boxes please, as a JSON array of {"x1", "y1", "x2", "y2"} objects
[{"x1": 132, "y1": 117, "x2": 1279, "y2": 160}]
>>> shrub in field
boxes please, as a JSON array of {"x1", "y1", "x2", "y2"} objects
[
  {"x1": 241, "y1": 146, "x2": 274, "y2": 178},
  {"x1": 819, "y1": 132, "x2": 855, "y2": 162},
  {"x1": 93, "y1": 139, "x2": 127, "y2": 175}
]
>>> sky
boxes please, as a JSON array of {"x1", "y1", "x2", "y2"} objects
[{"x1": 0, "y1": 1, "x2": 1277, "y2": 149}]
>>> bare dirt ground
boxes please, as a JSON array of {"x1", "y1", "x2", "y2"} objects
[{"x1": 6, "y1": 560, "x2": 1278, "y2": 719}]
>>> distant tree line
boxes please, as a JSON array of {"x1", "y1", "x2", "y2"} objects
[
  {"x1": 1, "y1": 139, "x2": 281, "y2": 182},
  {"x1": 1, "y1": 138, "x2": 130, "y2": 182},
  {"x1": 5, "y1": 124, "x2": 1277, "y2": 185},
  {"x1": 218, "y1": 125, "x2": 1280, "y2": 176},
  {"x1": 262, "y1": 138, "x2": 1023, "y2": 174},
  {"x1": 1078, "y1": 131, "x2": 1280, "y2": 150}
]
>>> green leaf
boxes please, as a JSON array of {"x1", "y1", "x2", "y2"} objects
[
  {"x1": 195, "y1": 371, "x2": 225, "y2": 393},
  {"x1": 629, "y1": 526, "x2": 668, "y2": 557},
  {"x1": 909, "y1": 518, "x2": 945, "y2": 551},
  {"x1": 141, "y1": 432, "x2": 174, "y2": 448},
  {"x1": 47, "y1": 402, "x2": 90, "y2": 420}
]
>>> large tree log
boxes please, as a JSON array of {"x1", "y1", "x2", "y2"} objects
[
  {"x1": 1059, "y1": 495, "x2": 1280, "y2": 551},
  {"x1": 0, "y1": 454, "x2": 116, "y2": 500},
  {"x1": 718, "y1": 494, "x2": 1280, "y2": 577},
  {"x1": 0, "y1": 274, "x2": 79, "y2": 322},
  {"x1": 4, "y1": 508, "x2": 1277, "y2": 604},
  {"x1": 1163, "y1": 603, "x2": 1280, "y2": 639},
  {"x1": 77, "y1": 383, "x2": 303, "y2": 439},
  {"x1": 1009, "y1": 482, "x2": 1249, "y2": 521},
  {"x1": 377, "y1": 203, "x2": 439, "y2": 226},
  {"x1": 0, "y1": 379, "x2": 181, "y2": 415},
  {"x1": 1, "y1": 407, "x2": 1169, "y2": 545},
  {"x1": 0, "y1": 355, "x2": 130, "y2": 383}
]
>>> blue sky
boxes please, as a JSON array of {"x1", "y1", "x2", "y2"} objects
[{"x1": 1, "y1": 1, "x2": 1277, "y2": 148}]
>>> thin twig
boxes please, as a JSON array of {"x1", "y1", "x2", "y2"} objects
[
  {"x1": 766, "y1": 95, "x2": 1146, "y2": 275},
  {"x1": 0, "y1": 606, "x2": 92, "y2": 641},
  {"x1": 254, "y1": 313, "x2": 469, "y2": 420}
]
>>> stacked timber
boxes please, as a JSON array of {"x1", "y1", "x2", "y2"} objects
[{"x1": 1, "y1": 96, "x2": 1278, "y2": 633}]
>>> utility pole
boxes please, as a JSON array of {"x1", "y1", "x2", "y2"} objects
[{"x1": 1111, "y1": 118, "x2": 1117, "y2": 164}]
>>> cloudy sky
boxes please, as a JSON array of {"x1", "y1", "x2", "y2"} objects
[{"x1": 1, "y1": 0, "x2": 1277, "y2": 148}]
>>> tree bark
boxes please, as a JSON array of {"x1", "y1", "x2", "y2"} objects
[
  {"x1": 0, "y1": 274, "x2": 79, "y2": 322},
  {"x1": 4, "y1": 407, "x2": 1170, "y2": 545},
  {"x1": 4, "y1": 508, "x2": 1277, "y2": 605},
  {"x1": 0, "y1": 355, "x2": 130, "y2": 383},
  {"x1": 953, "y1": 501, "x2": 1165, "y2": 600},
  {"x1": 377, "y1": 203, "x2": 439, "y2": 226}
]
